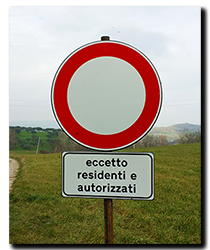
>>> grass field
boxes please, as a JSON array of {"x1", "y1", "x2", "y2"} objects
[
  {"x1": 9, "y1": 143, "x2": 201, "y2": 244},
  {"x1": 14, "y1": 130, "x2": 56, "y2": 153},
  {"x1": 18, "y1": 130, "x2": 51, "y2": 142}
]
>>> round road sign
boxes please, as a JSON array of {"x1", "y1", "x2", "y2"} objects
[{"x1": 51, "y1": 40, "x2": 162, "y2": 151}]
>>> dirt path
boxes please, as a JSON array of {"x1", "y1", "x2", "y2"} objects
[{"x1": 9, "y1": 158, "x2": 19, "y2": 193}]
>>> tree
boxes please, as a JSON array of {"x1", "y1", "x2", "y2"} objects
[
  {"x1": 136, "y1": 134, "x2": 169, "y2": 148},
  {"x1": 141, "y1": 135, "x2": 156, "y2": 147},
  {"x1": 158, "y1": 135, "x2": 168, "y2": 146},
  {"x1": 34, "y1": 127, "x2": 42, "y2": 131},
  {"x1": 9, "y1": 128, "x2": 17, "y2": 149},
  {"x1": 14, "y1": 127, "x2": 21, "y2": 134},
  {"x1": 50, "y1": 131, "x2": 68, "y2": 153},
  {"x1": 177, "y1": 130, "x2": 201, "y2": 144}
]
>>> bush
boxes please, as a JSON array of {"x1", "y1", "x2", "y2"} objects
[
  {"x1": 22, "y1": 143, "x2": 33, "y2": 150},
  {"x1": 39, "y1": 150, "x2": 50, "y2": 154}
]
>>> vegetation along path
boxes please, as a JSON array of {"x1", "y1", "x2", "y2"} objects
[{"x1": 9, "y1": 158, "x2": 19, "y2": 193}]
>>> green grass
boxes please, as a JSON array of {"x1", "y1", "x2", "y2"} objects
[
  {"x1": 9, "y1": 143, "x2": 201, "y2": 244},
  {"x1": 18, "y1": 130, "x2": 50, "y2": 142},
  {"x1": 10, "y1": 149, "x2": 36, "y2": 155},
  {"x1": 13, "y1": 130, "x2": 55, "y2": 153}
]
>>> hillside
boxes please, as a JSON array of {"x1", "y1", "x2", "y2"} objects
[
  {"x1": 150, "y1": 123, "x2": 201, "y2": 142},
  {"x1": 9, "y1": 143, "x2": 201, "y2": 244},
  {"x1": 9, "y1": 123, "x2": 201, "y2": 153}
]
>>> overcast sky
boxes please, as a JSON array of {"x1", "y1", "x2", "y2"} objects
[{"x1": 9, "y1": 6, "x2": 201, "y2": 128}]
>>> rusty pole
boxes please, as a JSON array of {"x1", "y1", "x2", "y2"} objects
[
  {"x1": 104, "y1": 199, "x2": 114, "y2": 244},
  {"x1": 100, "y1": 35, "x2": 114, "y2": 244}
]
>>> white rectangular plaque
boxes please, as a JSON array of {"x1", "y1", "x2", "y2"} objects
[{"x1": 62, "y1": 152, "x2": 154, "y2": 200}]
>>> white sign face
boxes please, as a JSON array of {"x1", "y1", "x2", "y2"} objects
[
  {"x1": 67, "y1": 57, "x2": 145, "y2": 135},
  {"x1": 62, "y1": 152, "x2": 154, "y2": 200}
]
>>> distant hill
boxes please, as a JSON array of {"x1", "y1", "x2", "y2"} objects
[
  {"x1": 150, "y1": 123, "x2": 201, "y2": 142},
  {"x1": 167, "y1": 123, "x2": 201, "y2": 132},
  {"x1": 9, "y1": 120, "x2": 59, "y2": 129},
  {"x1": 9, "y1": 122, "x2": 201, "y2": 151},
  {"x1": 9, "y1": 122, "x2": 201, "y2": 144}
]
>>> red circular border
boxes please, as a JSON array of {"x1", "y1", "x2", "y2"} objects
[{"x1": 52, "y1": 41, "x2": 162, "y2": 150}]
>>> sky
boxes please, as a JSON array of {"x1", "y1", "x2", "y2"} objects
[{"x1": 9, "y1": 6, "x2": 201, "y2": 128}]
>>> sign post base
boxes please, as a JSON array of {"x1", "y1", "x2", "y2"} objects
[{"x1": 104, "y1": 199, "x2": 114, "y2": 244}]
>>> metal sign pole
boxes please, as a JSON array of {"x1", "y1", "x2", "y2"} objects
[
  {"x1": 100, "y1": 35, "x2": 114, "y2": 244},
  {"x1": 104, "y1": 198, "x2": 114, "y2": 244}
]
